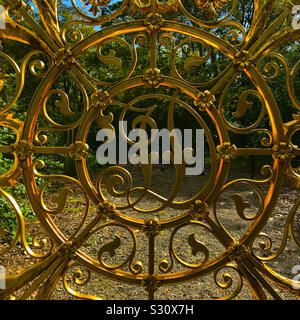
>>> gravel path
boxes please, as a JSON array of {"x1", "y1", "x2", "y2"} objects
[{"x1": 0, "y1": 165, "x2": 299, "y2": 300}]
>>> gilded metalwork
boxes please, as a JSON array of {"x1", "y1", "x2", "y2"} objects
[{"x1": 0, "y1": 0, "x2": 300, "y2": 300}]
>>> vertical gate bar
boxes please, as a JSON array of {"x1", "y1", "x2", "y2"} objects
[
  {"x1": 149, "y1": 32, "x2": 157, "y2": 70},
  {"x1": 238, "y1": 263, "x2": 268, "y2": 300},
  {"x1": 243, "y1": 258, "x2": 282, "y2": 300},
  {"x1": 148, "y1": 234, "x2": 155, "y2": 300}
]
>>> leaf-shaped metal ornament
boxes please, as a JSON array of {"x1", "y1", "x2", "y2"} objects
[
  {"x1": 232, "y1": 90, "x2": 256, "y2": 118},
  {"x1": 54, "y1": 91, "x2": 75, "y2": 117},
  {"x1": 49, "y1": 188, "x2": 74, "y2": 215},
  {"x1": 230, "y1": 194, "x2": 251, "y2": 220},
  {"x1": 188, "y1": 233, "x2": 209, "y2": 261},
  {"x1": 184, "y1": 51, "x2": 206, "y2": 71},
  {"x1": 98, "y1": 49, "x2": 122, "y2": 70},
  {"x1": 98, "y1": 236, "x2": 121, "y2": 266}
]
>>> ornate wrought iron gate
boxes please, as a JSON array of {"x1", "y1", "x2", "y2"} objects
[{"x1": 0, "y1": 0, "x2": 300, "y2": 300}]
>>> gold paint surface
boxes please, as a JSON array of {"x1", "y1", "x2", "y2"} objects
[{"x1": 0, "y1": 0, "x2": 299, "y2": 300}]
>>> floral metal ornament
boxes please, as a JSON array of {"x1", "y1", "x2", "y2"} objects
[
  {"x1": 0, "y1": 0, "x2": 300, "y2": 301},
  {"x1": 227, "y1": 242, "x2": 249, "y2": 262},
  {"x1": 58, "y1": 241, "x2": 77, "y2": 260},
  {"x1": 195, "y1": 0, "x2": 230, "y2": 18},
  {"x1": 233, "y1": 50, "x2": 253, "y2": 71},
  {"x1": 11, "y1": 140, "x2": 34, "y2": 161},
  {"x1": 53, "y1": 48, "x2": 74, "y2": 68},
  {"x1": 142, "y1": 218, "x2": 161, "y2": 237},
  {"x1": 143, "y1": 68, "x2": 164, "y2": 88},
  {"x1": 195, "y1": 90, "x2": 216, "y2": 111},
  {"x1": 81, "y1": 0, "x2": 112, "y2": 16},
  {"x1": 272, "y1": 143, "x2": 293, "y2": 162},
  {"x1": 144, "y1": 12, "x2": 165, "y2": 32},
  {"x1": 69, "y1": 142, "x2": 89, "y2": 160},
  {"x1": 91, "y1": 89, "x2": 112, "y2": 109},
  {"x1": 217, "y1": 143, "x2": 238, "y2": 162},
  {"x1": 96, "y1": 200, "x2": 116, "y2": 221},
  {"x1": 141, "y1": 274, "x2": 162, "y2": 295},
  {"x1": 189, "y1": 200, "x2": 209, "y2": 220}
]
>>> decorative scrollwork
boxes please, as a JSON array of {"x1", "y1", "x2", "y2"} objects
[
  {"x1": 1, "y1": 0, "x2": 300, "y2": 301},
  {"x1": 213, "y1": 264, "x2": 243, "y2": 300},
  {"x1": 81, "y1": 0, "x2": 112, "y2": 16},
  {"x1": 159, "y1": 222, "x2": 213, "y2": 273},
  {"x1": 62, "y1": 264, "x2": 101, "y2": 300},
  {"x1": 194, "y1": 0, "x2": 231, "y2": 18}
]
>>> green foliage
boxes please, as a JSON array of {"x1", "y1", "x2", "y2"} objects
[
  {"x1": 0, "y1": 181, "x2": 35, "y2": 244},
  {"x1": 0, "y1": 0, "x2": 299, "y2": 237}
]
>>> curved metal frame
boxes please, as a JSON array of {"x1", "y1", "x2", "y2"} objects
[{"x1": 0, "y1": 0, "x2": 300, "y2": 300}]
